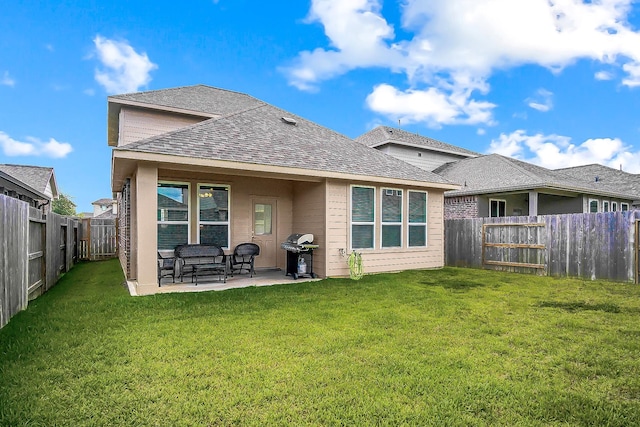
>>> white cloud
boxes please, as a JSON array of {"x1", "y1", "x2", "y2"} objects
[
  {"x1": 284, "y1": 0, "x2": 640, "y2": 128},
  {"x1": 92, "y1": 35, "x2": 157, "y2": 94},
  {"x1": 0, "y1": 131, "x2": 73, "y2": 158},
  {"x1": 487, "y1": 130, "x2": 640, "y2": 172},
  {"x1": 1, "y1": 71, "x2": 15, "y2": 87},
  {"x1": 526, "y1": 89, "x2": 553, "y2": 112},
  {"x1": 595, "y1": 70, "x2": 614, "y2": 80}
]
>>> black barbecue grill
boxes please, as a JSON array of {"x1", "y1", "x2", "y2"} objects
[{"x1": 281, "y1": 233, "x2": 319, "y2": 279}]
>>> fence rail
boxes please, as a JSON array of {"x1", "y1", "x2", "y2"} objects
[
  {"x1": 0, "y1": 195, "x2": 117, "y2": 329},
  {"x1": 445, "y1": 211, "x2": 640, "y2": 283}
]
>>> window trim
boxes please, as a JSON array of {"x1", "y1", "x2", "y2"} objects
[
  {"x1": 350, "y1": 185, "x2": 376, "y2": 250},
  {"x1": 612, "y1": 201, "x2": 618, "y2": 212},
  {"x1": 408, "y1": 190, "x2": 428, "y2": 248},
  {"x1": 381, "y1": 187, "x2": 403, "y2": 249},
  {"x1": 621, "y1": 202, "x2": 630, "y2": 212},
  {"x1": 489, "y1": 198, "x2": 507, "y2": 217},
  {"x1": 197, "y1": 183, "x2": 230, "y2": 249},
  {"x1": 603, "y1": 200, "x2": 610, "y2": 212},
  {"x1": 588, "y1": 198, "x2": 599, "y2": 213},
  {"x1": 157, "y1": 180, "x2": 191, "y2": 249}
]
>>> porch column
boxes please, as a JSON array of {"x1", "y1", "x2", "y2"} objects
[
  {"x1": 135, "y1": 163, "x2": 158, "y2": 289},
  {"x1": 528, "y1": 190, "x2": 539, "y2": 216}
]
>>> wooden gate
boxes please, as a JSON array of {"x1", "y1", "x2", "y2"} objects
[{"x1": 481, "y1": 222, "x2": 546, "y2": 273}]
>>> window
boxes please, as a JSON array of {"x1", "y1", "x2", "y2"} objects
[
  {"x1": 489, "y1": 199, "x2": 506, "y2": 217},
  {"x1": 351, "y1": 186, "x2": 375, "y2": 249},
  {"x1": 381, "y1": 188, "x2": 402, "y2": 248},
  {"x1": 198, "y1": 184, "x2": 230, "y2": 248},
  {"x1": 622, "y1": 203, "x2": 629, "y2": 212},
  {"x1": 157, "y1": 182, "x2": 189, "y2": 250},
  {"x1": 612, "y1": 202, "x2": 618, "y2": 212},
  {"x1": 408, "y1": 191, "x2": 427, "y2": 247},
  {"x1": 589, "y1": 199, "x2": 598, "y2": 213},
  {"x1": 603, "y1": 201, "x2": 610, "y2": 212}
]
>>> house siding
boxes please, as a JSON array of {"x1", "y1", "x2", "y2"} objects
[
  {"x1": 325, "y1": 180, "x2": 446, "y2": 277},
  {"x1": 380, "y1": 145, "x2": 471, "y2": 172},
  {"x1": 118, "y1": 107, "x2": 208, "y2": 146},
  {"x1": 293, "y1": 181, "x2": 327, "y2": 277}
]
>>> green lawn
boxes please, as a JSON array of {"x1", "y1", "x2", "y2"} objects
[{"x1": 2, "y1": 260, "x2": 640, "y2": 426}]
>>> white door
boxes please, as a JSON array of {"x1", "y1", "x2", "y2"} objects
[{"x1": 252, "y1": 199, "x2": 277, "y2": 268}]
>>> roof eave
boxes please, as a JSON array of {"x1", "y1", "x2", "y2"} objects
[{"x1": 111, "y1": 150, "x2": 460, "y2": 192}]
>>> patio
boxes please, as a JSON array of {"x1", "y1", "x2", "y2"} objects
[{"x1": 128, "y1": 268, "x2": 321, "y2": 296}]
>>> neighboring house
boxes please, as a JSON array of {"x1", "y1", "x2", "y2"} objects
[
  {"x1": 91, "y1": 198, "x2": 118, "y2": 219},
  {"x1": 0, "y1": 164, "x2": 59, "y2": 212},
  {"x1": 433, "y1": 154, "x2": 638, "y2": 219},
  {"x1": 108, "y1": 85, "x2": 459, "y2": 294},
  {"x1": 556, "y1": 164, "x2": 640, "y2": 209},
  {"x1": 356, "y1": 126, "x2": 479, "y2": 172}
]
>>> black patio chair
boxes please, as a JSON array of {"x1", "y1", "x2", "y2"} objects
[
  {"x1": 229, "y1": 243, "x2": 260, "y2": 277},
  {"x1": 157, "y1": 251, "x2": 176, "y2": 287}
]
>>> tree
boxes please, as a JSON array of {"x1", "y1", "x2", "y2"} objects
[{"x1": 52, "y1": 193, "x2": 76, "y2": 216}]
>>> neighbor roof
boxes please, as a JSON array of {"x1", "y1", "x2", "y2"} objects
[
  {"x1": 115, "y1": 102, "x2": 455, "y2": 186},
  {"x1": 92, "y1": 198, "x2": 115, "y2": 205},
  {"x1": 556, "y1": 164, "x2": 640, "y2": 199},
  {"x1": 0, "y1": 164, "x2": 57, "y2": 199},
  {"x1": 434, "y1": 154, "x2": 638, "y2": 199},
  {"x1": 356, "y1": 126, "x2": 479, "y2": 157}
]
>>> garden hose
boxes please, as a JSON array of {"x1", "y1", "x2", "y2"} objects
[{"x1": 348, "y1": 251, "x2": 364, "y2": 280}]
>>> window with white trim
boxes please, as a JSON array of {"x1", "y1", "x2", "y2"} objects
[
  {"x1": 381, "y1": 188, "x2": 402, "y2": 248},
  {"x1": 490, "y1": 199, "x2": 506, "y2": 217},
  {"x1": 589, "y1": 199, "x2": 599, "y2": 213},
  {"x1": 603, "y1": 200, "x2": 610, "y2": 212},
  {"x1": 622, "y1": 203, "x2": 629, "y2": 211},
  {"x1": 612, "y1": 201, "x2": 618, "y2": 212},
  {"x1": 351, "y1": 186, "x2": 375, "y2": 249},
  {"x1": 198, "y1": 184, "x2": 230, "y2": 248},
  {"x1": 408, "y1": 191, "x2": 427, "y2": 247},
  {"x1": 157, "y1": 182, "x2": 190, "y2": 250}
]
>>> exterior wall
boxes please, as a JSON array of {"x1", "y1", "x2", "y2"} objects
[
  {"x1": 293, "y1": 181, "x2": 327, "y2": 277},
  {"x1": 134, "y1": 164, "x2": 158, "y2": 293},
  {"x1": 325, "y1": 179, "x2": 447, "y2": 277},
  {"x1": 444, "y1": 196, "x2": 479, "y2": 219},
  {"x1": 118, "y1": 107, "x2": 208, "y2": 146},
  {"x1": 381, "y1": 145, "x2": 470, "y2": 172}
]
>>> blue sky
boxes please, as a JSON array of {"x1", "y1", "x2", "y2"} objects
[{"x1": 3, "y1": 0, "x2": 640, "y2": 213}]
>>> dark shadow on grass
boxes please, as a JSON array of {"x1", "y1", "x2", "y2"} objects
[
  {"x1": 537, "y1": 301, "x2": 621, "y2": 313},
  {"x1": 418, "y1": 279, "x2": 486, "y2": 292}
]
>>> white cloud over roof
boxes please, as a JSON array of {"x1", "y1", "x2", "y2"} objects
[
  {"x1": 93, "y1": 36, "x2": 157, "y2": 94},
  {"x1": 284, "y1": 0, "x2": 640, "y2": 127},
  {"x1": 488, "y1": 130, "x2": 640, "y2": 172}
]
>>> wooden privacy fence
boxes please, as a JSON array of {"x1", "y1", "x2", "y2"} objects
[
  {"x1": 1, "y1": 194, "x2": 118, "y2": 329},
  {"x1": 78, "y1": 217, "x2": 117, "y2": 260},
  {"x1": 445, "y1": 211, "x2": 640, "y2": 283}
]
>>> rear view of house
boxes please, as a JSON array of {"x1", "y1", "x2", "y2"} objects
[{"x1": 108, "y1": 85, "x2": 459, "y2": 294}]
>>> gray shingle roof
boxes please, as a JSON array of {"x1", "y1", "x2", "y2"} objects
[
  {"x1": 0, "y1": 164, "x2": 54, "y2": 196},
  {"x1": 108, "y1": 85, "x2": 264, "y2": 116},
  {"x1": 117, "y1": 103, "x2": 453, "y2": 185},
  {"x1": 434, "y1": 154, "x2": 637, "y2": 199},
  {"x1": 92, "y1": 198, "x2": 115, "y2": 205},
  {"x1": 556, "y1": 164, "x2": 640, "y2": 198},
  {"x1": 356, "y1": 126, "x2": 479, "y2": 157}
]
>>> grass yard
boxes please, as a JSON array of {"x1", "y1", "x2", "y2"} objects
[{"x1": 2, "y1": 260, "x2": 640, "y2": 426}]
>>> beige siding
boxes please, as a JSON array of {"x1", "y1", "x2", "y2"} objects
[
  {"x1": 292, "y1": 181, "x2": 327, "y2": 277},
  {"x1": 384, "y1": 145, "x2": 470, "y2": 172},
  {"x1": 325, "y1": 181, "x2": 446, "y2": 277},
  {"x1": 118, "y1": 107, "x2": 209, "y2": 146},
  {"x1": 326, "y1": 181, "x2": 350, "y2": 277}
]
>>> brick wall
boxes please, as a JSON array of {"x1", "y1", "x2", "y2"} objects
[{"x1": 444, "y1": 195, "x2": 479, "y2": 219}]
